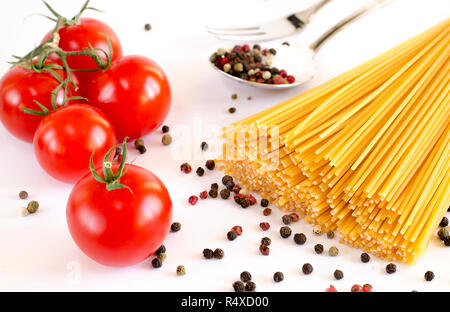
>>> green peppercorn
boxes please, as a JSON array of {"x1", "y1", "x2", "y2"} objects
[
  {"x1": 233, "y1": 63, "x2": 244, "y2": 72},
  {"x1": 177, "y1": 265, "x2": 186, "y2": 276},
  {"x1": 135, "y1": 139, "x2": 146, "y2": 154},
  {"x1": 157, "y1": 253, "x2": 167, "y2": 261},
  {"x1": 162, "y1": 134, "x2": 172, "y2": 146},
  {"x1": 19, "y1": 190, "x2": 28, "y2": 200},
  {"x1": 438, "y1": 228, "x2": 449, "y2": 240},
  {"x1": 327, "y1": 231, "x2": 335, "y2": 239},
  {"x1": 329, "y1": 246, "x2": 339, "y2": 257},
  {"x1": 26, "y1": 201, "x2": 39, "y2": 214},
  {"x1": 223, "y1": 63, "x2": 231, "y2": 73}
]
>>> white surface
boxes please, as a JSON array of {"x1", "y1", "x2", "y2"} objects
[{"x1": 0, "y1": 0, "x2": 449, "y2": 292}]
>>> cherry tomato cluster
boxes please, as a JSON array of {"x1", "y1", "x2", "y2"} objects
[{"x1": 0, "y1": 1, "x2": 173, "y2": 267}]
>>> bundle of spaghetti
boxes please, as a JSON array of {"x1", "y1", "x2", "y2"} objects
[{"x1": 219, "y1": 19, "x2": 450, "y2": 263}]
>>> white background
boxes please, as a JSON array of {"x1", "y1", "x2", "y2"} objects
[{"x1": 0, "y1": 0, "x2": 449, "y2": 292}]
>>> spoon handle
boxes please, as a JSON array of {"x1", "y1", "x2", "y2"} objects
[{"x1": 309, "y1": 0, "x2": 392, "y2": 52}]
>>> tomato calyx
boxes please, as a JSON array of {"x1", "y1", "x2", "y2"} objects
[
  {"x1": 42, "y1": 0, "x2": 103, "y2": 27},
  {"x1": 89, "y1": 137, "x2": 133, "y2": 193}
]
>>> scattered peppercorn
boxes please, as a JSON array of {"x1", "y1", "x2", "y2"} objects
[
  {"x1": 273, "y1": 272, "x2": 284, "y2": 282},
  {"x1": 232, "y1": 281, "x2": 245, "y2": 292},
  {"x1": 155, "y1": 245, "x2": 166, "y2": 255},
  {"x1": 329, "y1": 246, "x2": 339, "y2": 257},
  {"x1": 180, "y1": 163, "x2": 192, "y2": 174},
  {"x1": 199, "y1": 190, "x2": 208, "y2": 199},
  {"x1": 259, "y1": 244, "x2": 270, "y2": 255},
  {"x1": 260, "y1": 222, "x2": 270, "y2": 231},
  {"x1": 162, "y1": 134, "x2": 172, "y2": 146},
  {"x1": 313, "y1": 225, "x2": 322, "y2": 235},
  {"x1": 232, "y1": 184, "x2": 241, "y2": 194},
  {"x1": 386, "y1": 263, "x2": 397, "y2": 274},
  {"x1": 314, "y1": 244, "x2": 324, "y2": 254},
  {"x1": 169, "y1": 222, "x2": 181, "y2": 233},
  {"x1": 157, "y1": 253, "x2": 167, "y2": 261},
  {"x1": 361, "y1": 253, "x2": 371, "y2": 263},
  {"x1": 439, "y1": 217, "x2": 449, "y2": 227},
  {"x1": 302, "y1": 263, "x2": 313, "y2": 275},
  {"x1": 280, "y1": 226, "x2": 292, "y2": 238},
  {"x1": 424, "y1": 271, "x2": 435, "y2": 281},
  {"x1": 240, "y1": 198, "x2": 250, "y2": 208},
  {"x1": 162, "y1": 125, "x2": 169, "y2": 133},
  {"x1": 227, "y1": 230, "x2": 237, "y2": 241},
  {"x1": 220, "y1": 189, "x2": 231, "y2": 200},
  {"x1": 151, "y1": 257, "x2": 162, "y2": 268},
  {"x1": 294, "y1": 233, "x2": 307, "y2": 245},
  {"x1": 444, "y1": 237, "x2": 450, "y2": 246},
  {"x1": 188, "y1": 195, "x2": 198, "y2": 205},
  {"x1": 26, "y1": 201, "x2": 39, "y2": 214},
  {"x1": 213, "y1": 248, "x2": 224, "y2": 259},
  {"x1": 245, "y1": 281, "x2": 256, "y2": 292},
  {"x1": 240, "y1": 271, "x2": 252, "y2": 283},
  {"x1": 260, "y1": 199, "x2": 269, "y2": 207},
  {"x1": 351, "y1": 284, "x2": 362, "y2": 292},
  {"x1": 437, "y1": 228, "x2": 449, "y2": 241},
  {"x1": 196, "y1": 167, "x2": 205, "y2": 177},
  {"x1": 282, "y1": 215, "x2": 293, "y2": 225},
  {"x1": 325, "y1": 285, "x2": 337, "y2": 292},
  {"x1": 209, "y1": 188, "x2": 218, "y2": 198},
  {"x1": 247, "y1": 96, "x2": 252, "y2": 101},
  {"x1": 205, "y1": 160, "x2": 215, "y2": 170},
  {"x1": 326, "y1": 231, "x2": 335, "y2": 239},
  {"x1": 263, "y1": 208, "x2": 272, "y2": 216},
  {"x1": 225, "y1": 180, "x2": 235, "y2": 191},
  {"x1": 211, "y1": 183, "x2": 219, "y2": 190},
  {"x1": 144, "y1": 23, "x2": 151, "y2": 31},
  {"x1": 19, "y1": 191, "x2": 28, "y2": 200},
  {"x1": 289, "y1": 213, "x2": 299, "y2": 222},
  {"x1": 229, "y1": 107, "x2": 236, "y2": 114},
  {"x1": 203, "y1": 248, "x2": 214, "y2": 259},
  {"x1": 222, "y1": 175, "x2": 233, "y2": 185},
  {"x1": 261, "y1": 237, "x2": 271, "y2": 246},
  {"x1": 334, "y1": 270, "x2": 344, "y2": 280},
  {"x1": 232, "y1": 225, "x2": 243, "y2": 236},
  {"x1": 362, "y1": 284, "x2": 373, "y2": 292},
  {"x1": 135, "y1": 139, "x2": 147, "y2": 154},
  {"x1": 282, "y1": 41, "x2": 290, "y2": 46},
  {"x1": 231, "y1": 93, "x2": 238, "y2": 100},
  {"x1": 176, "y1": 265, "x2": 186, "y2": 276},
  {"x1": 200, "y1": 141, "x2": 208, "y2": 151}
]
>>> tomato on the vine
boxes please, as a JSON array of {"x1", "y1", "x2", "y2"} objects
[
  {"x1": 66, "y1": 141, "x2": 172, "y2": 267},
  {"x1": 33, "y1": 104, "x2": 116, "y2": 183},
  {"x1": 42, "y1": 17, "x2": 123, "y2": 95},
  {"x1": 86, "y1": 55, "x2": 171, "y2": 140},
  {"x1": 0, "y1": 65, "x2": 80, "y2": 143}
]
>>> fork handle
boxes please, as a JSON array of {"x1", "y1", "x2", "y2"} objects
[{"x1": 310, "y1": 0, "x2": 391, "y2": 52}]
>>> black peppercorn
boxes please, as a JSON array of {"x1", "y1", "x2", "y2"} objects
[
  {"x1": 205, "y1": 160, "x2": 215, "y2": 170},
  {"x1": 144, "y1": 23, "x2": 151, "y2": 31},
  {"x1": 314, "y1": 244, "x2": 324, "y2": 254},
  {"x1": 229, "y1": 107, "x2": 236, "y2": 114},
  {"x1": 361, "y1": 253, "x2": 371, "y2": 263},
  {"x1": 222, "y1": 175, "x2": 233, "y2": 185},
  {"x1": 211, "y1": 183, "x2": 219, "y2": 190},
  {"x1": 213, "y1": 248, "x2": 224, "y2": 259},
  {"x1": 280, "y1": 226, "x2": 292, "y2": 238},
  {"x1": 438, "y1": 228, "x2": 449, "y2": 240},
  {"x1": 444, "y1": 236, "x2": 450, "y2": 246},
  {"x1": 386, "y1": 263, "x2": 397, "y2": 274},
  {"x1": 225, "y1": 180, "x2": 235, "y2": 190},
  {"x1": 245, "y1": 281, "x2": 256, "y2": 292},
  {"x1": 200, "y1": 141, "x2": 208, "y2": 151},
  {"x1": 439, "y1": 217, "x2": 448, "y2": 227},
  {"x1": 269, "y1": 48, "x2": 276, "y2": 55},
  {"x1": 334, "y1": 269, "x2": 344, "y2": 280},
  {"x1": 302, "y1": 263, "x2": 313, "y2": 275},
  {"x1": 240, "y1": 198, "x2": 250, "y2": 208},
  {"x1": 170, "y1": 222, "x2": 181, "y2": 232},
  {"x1": 209, "y1": 188, "x2": 218, "y2": 198},
  {"x1": 155, "y1": 245, "x2": 166, "y2": 255},
  {"x1": 151, "y1": 257, "x2": 162, "y2": 268},
  {"x1": 282, "y1": 215, "x2": 293, "y2": 225},
  {"x1": 227, "y1": 230, "x2": 237, "y2": 241},
  {"x1": 162, "y1": 125, "x2": 169, "y2": 133},
  {"x1": 253, "y1": 44, "x2": 261, "y2": 50},
  {"x1": 261, "y1": 198, "x2": 269, "y2": 207},
  {"x1": 282, "y1": 41, "x2": 290, "y2": 46},
  {"x1": 273, "y1": 272, "x2": 284, "y2": 282},
  {"x1": 203, "y1": 248, "x2": 214, "y2": 259},
  {"x1": 327, "y1": 231, "x2": 335, "y2": 239},
  {"x1": 424, "y1": 271, "x2": 435, "y2": 281},
  {"x1": 220, "y1": 189, "x2": 231, "y2": 199},
  {"x1": 261, "y1": 237, "x2": 271, "y2": 246},
  {"x1": 232, "y1": 281, "x2": 245, "y2": 292},
  {"x1": 294, "y1": 233, "x2": 307, "y2": 245},
  {"x1": 19, "y1": 190, "x2": 28, "y2": 199},
  {"x1": 196, "y1": 167, "x2": 205, "y2": 177},
  {"x1": 240, "y1": 271, "x2": 252, "y2": 283}
]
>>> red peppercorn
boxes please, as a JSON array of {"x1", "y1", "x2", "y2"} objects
[
  {"x1": 234, "y1": 194, "x2": 244, "y2": 204},
  {"x1": 256, "y1": 78, "x2": 265, "y2": 83},
  {"x1": 214, "y1": 59, "x2": 222, "y2": 69},
  {"x1": 289, "y1": 213, "x2": 299, "y2": 222},
  {"x1": 259, "y1": 222, "x2": 270, "y2": 231},
  {"x1": 247, "y1": 194, "x2": 257, "y2": 205},
  {"x1": 261, "y1": 48, "x2": 269, "y2": 56},
  {"x1": 279, "y1": 69, "x2": 287, "y2": 78},
  {"x1": 263, "y1": 208, "x2": 272, "y2": 216},
  {"x1": 362, "y1": 284, "x2": 373, "y2": 292},
  {"x1": 287, "y1": 75, "x2": 295, "y2": 84},
  {"x1": 180, "y1": 163, "x2": 192, "y2": 174},
  {"x1": 351, "y1": 284, "x2": 362, "y2": 292},
  {"x1": 259, "y1": 244, "x2": 270, "y2": 255},
  {"x1": 188, "y1": 195, "x2": 198, "y2": 205},
  {"x1": 234, "y1": 45, "x2": 243, "y2": 52},
  {"x1": 220, "y1": 57, "x2": 230, "y2": 67},
  {"x1": 199, "y1": 190, "x2": 208, "y2": 199},
  {"x1": 273, "y1": 75, "x2": 284, "y2": 84},
  {"x1": 325, "y1": 285, "x2": 337, "y2": 292},
  {"x1": 243, "y1": 44, "x2": 250, "y2": 52},
  {"x1": 232, "y1": 225, "x2": 243, "y2": 236},
  {"x1": 232, "y1": 184, "x2": 241, "y2": 194}
]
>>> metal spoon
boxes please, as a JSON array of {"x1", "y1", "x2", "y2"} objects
[{"x1": 210, "y1": 0, "x2": 390, "y2": 90}]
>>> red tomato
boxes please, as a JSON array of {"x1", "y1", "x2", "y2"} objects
[
  {"x1": 0, "y1": 65, "x2": 80, "y2": 143},
  {"x1": 33, "y1": 104, "x2": 116, "y2": 183},
  {"x1": 86, "y1": 55, "x2": 171, "y2": 140},
  {"x1": 67, "y1": 163, "x2": 173, "y2": 267},
  {"x1": 42, "y1": 17, "x2": 123, "y2": 95}
]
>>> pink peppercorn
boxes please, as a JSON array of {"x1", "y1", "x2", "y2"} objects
[
  {"x1": 279, "y1": 69, "x2": 287, "y2": 78},
  {"x1": 188, "y1": 195, "x2": 198, "y2": 205},
  {"x1": 199, "y1": 190, "x2": 208, "y2": 199},
  {"x1": 325, "y1": 285, "x2": 337, "y2": 292},
  {"x1": 256, "y1": 78, "x2": 265, "y2": 83},
  {"x1": 273, "y1": 75, "x2": 284, "y2": 84},
  {"x1": 259, "y1": 244, "x2": 270, "y2": 255},
  {"x1": 289, "y1": 213, "x2": 299, "y2": 222},
  {"x1": 232, "y1": 184, "x2": 241, "y2": 194},
  {"x1": 259, "y1": 222, "x2": 270, "y2": 231},
  {"x1": 362, "y1": 284, "x2": 373, "y2": 292},
  {"x1": 220, "y1": 57, "x2": 230, "y2": 67},
  {"x1": 247, "y1": 194, "x2": 257, "y2": 205},
  {"x1": 263, "y1": 208, "x2": 272, "y2": 216},
  {"x1": 180, "y1": 163, "x2": 192, "y2": 174},
  {"x1": 232, "y1": 226, "x2": 243, "y2": 236},
  {"x1": 287, "y1": 75, "x2": 295, "y2": 84},
  {"x1": 351, "y1": 284, "x2": 362, "y2": 292},
  {"x1": 234, "y1": 45, "x2": 243, "y2": 52},
  {"x1": 243, "y1": 44, "x2": 250, "y2": 52}
]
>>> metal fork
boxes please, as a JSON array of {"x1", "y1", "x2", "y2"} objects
[{"x1": 206, "y1": 0, "x2": 332, "y2": 41}]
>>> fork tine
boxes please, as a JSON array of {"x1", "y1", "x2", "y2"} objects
[{"x1": 205, "y1": 25, "x2": 261, "y2": 32}]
